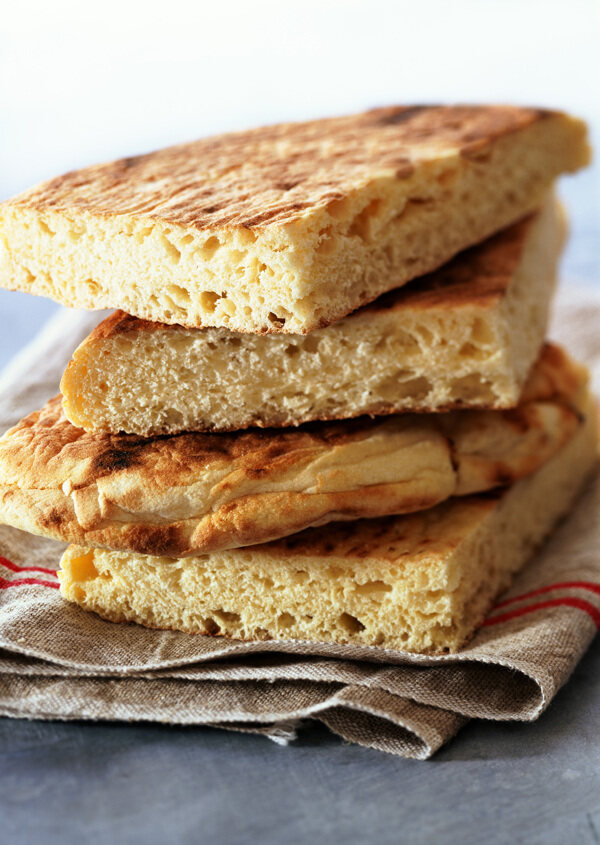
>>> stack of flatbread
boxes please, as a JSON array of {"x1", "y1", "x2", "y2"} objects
[{"x1": 0, "y1": 105, "x2": 596, "y2": 654}]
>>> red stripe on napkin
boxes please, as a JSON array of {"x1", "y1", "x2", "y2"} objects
[
  {"x1": 482, "y1": 597, "x2": 600, "y2": 629},
  {"x1": 0, "y1": 575, "x2": 60, "y2": 590},
  {"x1": 0, "y1": 554, "x2": 58, "y2": 577},
  {"x1": 494, "y1": 581, "x2": 600, "y2": 609}
]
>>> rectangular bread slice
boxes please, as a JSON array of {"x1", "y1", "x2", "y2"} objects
[
  {"x1": 0, "y1": 105, "x2": 589, "y2": 334},
  {"x1": 0, "y1": 344, "x2": 587, "y2": 557},
  {"x1": 61, "y1": 196, "x2": 564, "y2": 435},
  {"x1": 58, "y1": 389, "x2": 598, "y2": 654}
]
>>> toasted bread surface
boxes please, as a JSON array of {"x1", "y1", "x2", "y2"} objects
[{"x1": 0, "y1": 106, "x2": 589, "y2": 332}]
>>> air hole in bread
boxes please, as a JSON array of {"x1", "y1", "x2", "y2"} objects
[
  {"x1": 238, "y1": 227, "x2": 257, "y2": 246},
  {"x1": 354, "y1": 580, "x2": 393, "y2": 597},
  {"x1": 67, "y1": 227, "x2": 84, "y2": 243},
  {"x1": 135, "y1": 226, "x2": 154, "y2": 245},
  {"x1": 450, "y1": 373, "x2": 495, "y2": 402},
  {"x1": 160, "y1": 234, "x2": 181, "y2": 264},
  {"x1": 417, "y1": 325, "x2": 434, "y2": 345},
  {"x1": 278, "y1": 612, "x2": 296, "y2": 629},
  {"x1": 83, "y1": 279, "x2": 100, "y2": 297},
  {"x1": 316, "y1": 226, "x2": 337, "y2": 255},
  {"x1": 163, "y1": 294, "x2": 186, "y2": 317},
  {"x1": 470, "y1": 317, "x2": 496, "y2": 346},
  {"x1": 338, "y1": 612, "x2": 365, "y2": 634},
  {"x1": 214, "y1": 609, "x2": 241, "y2": 625},
  {"x1": 200, "y1": 291, "x2": 220, "y2": 313},
  {"x1": 348, "y1": 198, "x2": 382, "y2": 241},
  {"x1": 378, "y1": 374, "x2": 431, "y2": 401},
  {"x1": 268, "y1": 311, "x2": 286, "y2": 327},
  {"x1": 38, "y1": 219, "x2": 56, "y2": 236},
  {"x1": 219, "y1": 298, "x2": 237, "y2": 317},
  {"x1": 204, "y1": 617, "x2": 221, "y2": 635},
  {"x1": 199, "y1": 236, "x2": 221, "y2": 260},
  {"x1": 327, "y1": 196, "x2": 350, "y2": 219},
  {"x1": 167, "y1": 284, "x2": 191, "y2": 306}
]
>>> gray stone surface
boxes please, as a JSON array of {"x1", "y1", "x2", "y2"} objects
[
  {"x1": 1, "y1": 636, "x2": 600, "y2": 845},
  {"x1": 0, "y1": 170, "x2": 599, "y2": 844}
]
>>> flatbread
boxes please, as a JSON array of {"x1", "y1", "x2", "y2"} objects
[
  {"x1": 0, "y1": 105, "x2": 589, "y2": 333},
  {"x1": 61, "y1": 197, "x2": 565, "y2": 434},
  {"x1": 0, "y1": 344, "x2": 586, "y2": 556},
  {"x1": 58, "y1": 394, "x2": 598, "y2": 653}
]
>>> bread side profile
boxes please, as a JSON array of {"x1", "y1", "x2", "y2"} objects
[
  {"x1": 0, "y1": 344, "x2": 587, "y2": 556},
  {"x1": 0, "y1": 106, "x2": 589, "y2": 333},
  {"x1": 58, "y1": 395, "x2": 598, "y2": 654},
  {"x1": 61, "y1": 197, "x2": 564, "y2": 435}
]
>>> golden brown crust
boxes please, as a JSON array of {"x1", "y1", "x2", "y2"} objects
[
  {"x1": 0, "y1": 344, "x2": 587, "y2": 557},
  {"x1": 5, "y1": 106, "x2": 564, "y2": 231}
]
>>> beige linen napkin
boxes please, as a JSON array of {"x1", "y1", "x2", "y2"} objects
[{"x1": 0, "y1": 292, "x2": 599, "y2": 759}]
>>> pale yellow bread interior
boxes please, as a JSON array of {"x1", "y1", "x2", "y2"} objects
[
  {"x1": 58, "y1": 390, "x2": 598, "y2": 654},
  {"x1": 0, "y1": 344, "x2": 586, "y2": 557},
  {"x1": 0, "y1": 106, "x2": 589, "y2": 334},
  {"x1": 62, "y1": 196, "x2": 565, "y2": 435}
]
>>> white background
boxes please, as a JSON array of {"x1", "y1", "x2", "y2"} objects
[
  {"x1": 2, "y1": 0, "x2": 598, "y2": 198},
  {"x1": 0, "y1": 0, "x2": 598, "y2": 362}
]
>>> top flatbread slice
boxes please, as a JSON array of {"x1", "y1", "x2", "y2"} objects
[{"x1": 0, "y1": 105, "x2": 589, "y2": 333}]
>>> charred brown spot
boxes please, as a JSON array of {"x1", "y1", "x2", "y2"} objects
[
  {"x1": 10, "y1": 104, "x2": 565, "y2": 234},
  {"x1": 500, "y1": 409, "x2": 532, "y2": 434},
  {"x1": 489, "y1": 468, "x2": 514, "y2": 487},
  {"x1": 40, "y1": 507, "x2": 65, "y2": 528},
  {"x1": 276, "y1": 179, "x2": 302, "y2": 191},
  {"x1": 121, "y1": 523, "x2": 185, "y2": 557},
  {"x1": 395, "y1": 161, "x2": 414, "y2": 179},
  {"x1": 244, "y1": 201, "x2": 310, "y2": 227},
  {"x1": 121, "y1": 155, "x2": 148, "y2": 170},
  {"x1": 92, "y1": 441, "x2": 147, "y2": 473},
  {"x1": 371, "y1": 105, "x2": 433, "y2": 126}
]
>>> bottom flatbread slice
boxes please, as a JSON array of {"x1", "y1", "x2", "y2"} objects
[{"x1": 59, "y1": 391, "x2": 598, "y2": 654}]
